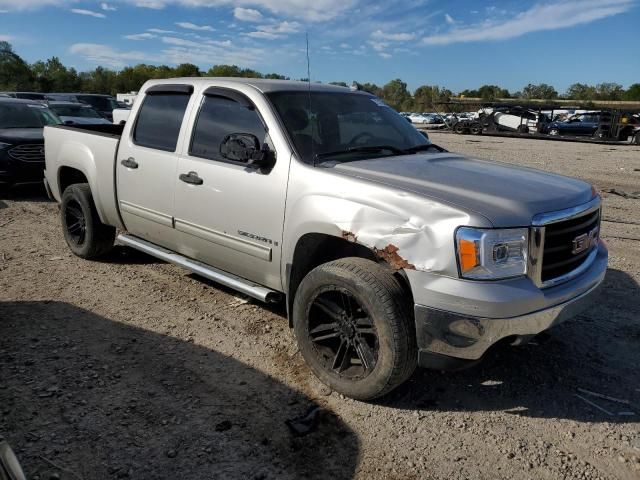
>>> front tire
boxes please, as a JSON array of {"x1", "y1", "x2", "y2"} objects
[
  {"x1": 60, "y1": 183, "x2": 115, "y2": 259},
  {"x1": 293, "y1": 258, "x2": 417, "y2": 401}
]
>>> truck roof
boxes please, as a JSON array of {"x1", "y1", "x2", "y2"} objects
[{"x1": 143, "y1": 77, "x2": 359, "y2": 94}]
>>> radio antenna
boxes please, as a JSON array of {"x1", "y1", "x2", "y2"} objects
[{"x1": 306, "y1": 32, "x2": 316, "y2": 167}]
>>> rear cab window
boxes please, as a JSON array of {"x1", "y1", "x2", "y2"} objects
[{"x1": 133, "y1": 86, "x2": 193, "y2": 151}]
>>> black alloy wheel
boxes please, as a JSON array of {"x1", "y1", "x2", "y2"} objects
[
  {"x1": 64, "y1": 198, "x2": 87, "y2": 247},
  {"x1": 308, "y1": 287, "x2": 379, "y2": 379}
]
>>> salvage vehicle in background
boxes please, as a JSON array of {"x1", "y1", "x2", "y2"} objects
[
  {"x1": 48, "y1": 101, "x2": 112, "y2": 125},
  {"x1": 44, "y1": 78, "x2": 607, "y2": 400},
  {"x1": 46, "y1": 93, "x2": 120, "y2": 121},
  {"x1": 546, "y1": 111, "x2": 602, "y2": 136},
  {"x1": 0, "y1": 92, "x2": 47, "y2": 101},
  {"x1": 0, "y1": 97, "x2": 60, "y2": 189}
]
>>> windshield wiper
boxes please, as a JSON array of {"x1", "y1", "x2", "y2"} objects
[
  {"x1": 315, "y1": 145, "x2": 405, "y2": 162},
  {"x1": 402, "y1": 143, "x2": 447, "y2": 154}
]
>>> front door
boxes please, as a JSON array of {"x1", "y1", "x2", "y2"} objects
[
  {"x1": 116, "y1": 86, "x2": 193, "y2": 249},
  {"x1": 173, "y1": 89, "x2": 290, "y2": 290}
]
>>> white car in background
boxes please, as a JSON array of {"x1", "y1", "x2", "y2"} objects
[{"x1": 112, "y1": 108, "x2": 131, "y2": 125}]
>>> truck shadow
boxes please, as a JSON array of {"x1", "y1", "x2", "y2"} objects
[
  {"x1": 0, "y1": 301, "x2": 360, "y2": 480},
  {"x1": 383, "y1": 268, "x2": 640, "y2": 423},
  {"x1": 0, "y1": 183, "x2": 51, "y2": 202}
]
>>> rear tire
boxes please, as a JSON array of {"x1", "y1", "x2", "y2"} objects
[
  {"x1": 293, "y1": 257, "x2": 417, "y2": 401},
  {"x1": 634, "y1": 133, "x2": 640, "y2": 145},
  {"x1": 516, "y1": 125, "x2": 529, "y2": 134},
  {"x1": 60, "y1": 183, "x2": 115, "y2": 259}
]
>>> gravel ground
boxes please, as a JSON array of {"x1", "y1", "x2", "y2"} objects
[{"x1": 1, "y1": 133, "x2": 640, "y2": 480}]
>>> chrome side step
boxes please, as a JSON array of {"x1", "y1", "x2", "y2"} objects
[{"x1": 117, "y1": 234, "x2": 281, "y2": 303}]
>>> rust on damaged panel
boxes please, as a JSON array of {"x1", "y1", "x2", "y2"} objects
[
  {"x1": 341, "y1": 230, "x2": 358, "y2": 243},
  {"x1": 374, "y1": 244, "x2": 416, "y2": 270}
]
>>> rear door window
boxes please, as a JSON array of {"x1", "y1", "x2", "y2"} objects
[{"x1": 133, "y1": 93, "x2": 191, "y2": 152}]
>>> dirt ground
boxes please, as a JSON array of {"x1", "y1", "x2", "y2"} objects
[{"x1": 1, "y1": 133, "x2": 639, "y2": 480}]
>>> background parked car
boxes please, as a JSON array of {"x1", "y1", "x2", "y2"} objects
[
  {"x1": 45, "y1": 93, "x2": 119, "y2": 121},
  {"x1": 0, "y1": 98, "x2": 60, "y2": 188},
  {"x1": 47, "y1": 101, "x2": 111, "y2": 125},
  {"x1": 545, "y1": 112, "x2": 601, "y2": 136},
  {"x1": 0, "y1": 92, "x2": 47, "y2": 101}
]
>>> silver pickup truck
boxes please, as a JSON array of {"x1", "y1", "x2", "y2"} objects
[{"x1": 44, "y1": 78, "x2": 608, "y2": 400}]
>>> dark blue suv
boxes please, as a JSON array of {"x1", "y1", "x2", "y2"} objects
[{"x1": 546, "y1": 112, "x2": 601, "y2": 136}]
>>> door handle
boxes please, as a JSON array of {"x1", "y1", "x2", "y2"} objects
[
  {"x1": 121, "y1": 157, "x2": 138, "y2": 169},
  {"x1": 179, "y1": 171, "x2": 203, "y2": 185}
]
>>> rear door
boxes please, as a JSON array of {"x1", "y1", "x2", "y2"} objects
[
  {"x1": 172, "y1": 87, "x2": 290, "y2": 290},
  {"x1": 116, "y1": 84, "x2": 193, "y2": 250}
]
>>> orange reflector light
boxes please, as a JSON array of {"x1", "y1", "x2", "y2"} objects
[{"x1": 459, "y1": 239, "x2": 479, "y2": 272}]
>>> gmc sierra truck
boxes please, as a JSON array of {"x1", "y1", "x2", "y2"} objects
[{"x1": 44, "y1": 78, "x2": 608, "y2": 400}]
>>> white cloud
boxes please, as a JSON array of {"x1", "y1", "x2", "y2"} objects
[
  {"x1": 379, "y1": 52, "x2": 391, "y2": 59},
  {"x1": 147, "y1": 28, "x2": 176, "y2": 33},
  {"x1": 423, "y1": 0, "x2": 634, "y2": 45},
  {"x1": 71, "y1": 8, "x2": 106, "y2": 18},
  {"x1": 122, "y1": 0, "x2": 357, "y2": 22},
  {"x1": 233, "y1": 7, "x2": 262, "y2": 22},
  {"x1": 101, "y1": 2, "x2": 116, "y2": 10},
  {"x1": 0, "y1": 0, "x2": 73, "y2": 11},
  {"x1": 245, "y1": 20, "x2": 301, "y2": 39},
  {"x1": 176, "y1": 21, "x2": 214, "y2": 31},
  {"x1": 371, "y1": 29, "x2": 415, "y2": 41},
  {"x1": 69, "y1": 43, "x2": 154, "y2": 68},
  {"x1": 444, "y1": 13, "x2": 455, "y2": 25},
  {"x1": 125, "y1": 32, "x2": 157, "y2": 40},
  {"x1": 0, "y1": 34, "x2": 13, "y2": 41}
]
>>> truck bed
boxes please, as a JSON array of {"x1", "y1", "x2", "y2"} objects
[
  {"x1": 44, "y1": 124, "x2": 125, "y2": 229},
  {"x1": 51, "y1": 123, "x2": 125, "y2": 137}
]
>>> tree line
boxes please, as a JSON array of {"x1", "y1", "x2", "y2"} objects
[{"x1": 1, "y1": 41, "x2": 639, "y2": 112}]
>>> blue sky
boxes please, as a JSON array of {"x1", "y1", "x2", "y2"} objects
[{"x1": 0, "y1": 0, "x2": 638, "y2": 93}]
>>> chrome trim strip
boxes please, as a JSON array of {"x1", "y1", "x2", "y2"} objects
[
  {"x1": 117, "y1": 234, "x2": 280, "y2": 303},
  {"x1": 532, "y1": 196, "x2": 601, "y2": 226},
  {"x1": 119, "y1": 200, "x2": 173, "y2": 228},
  {"x1": 174, "y1": 218, "x2": 271, "y2": 262}
]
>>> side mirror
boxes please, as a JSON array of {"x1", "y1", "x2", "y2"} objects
[
  {"x1": 220, "y1": 133, "x2": 275, "y2": 169},
  {"x1": 419, "y1": 130, "x2": 430, "y2": 140}
]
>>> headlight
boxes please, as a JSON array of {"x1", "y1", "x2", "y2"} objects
[
  {"x1": 0, "y1": 142, "x2": 12, "y2": 150},
  {"x1": 456, "y1": 227, "x2": 528, "y2": 280}
]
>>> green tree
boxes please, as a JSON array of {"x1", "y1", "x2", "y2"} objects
[
  {"x1": 173, "y1": 63, "x2": 201, "y2": 77},
  {"x1": 329, "y1": 81, "x2": 348, "y2": 87},
  {"x1": 521, "y1": 83, "x2": 558, "y2": 100},
  {"x1": 0, "y1": 41, "x2": 34, "y2": 90},
  {"x1": 356, "y1": 82, "x2": 382, "y2": 97},
  {"x1": 623, "y1": 83, "x2": 640, "y2": 101},
  {"x1": 594, "y1": 82, "x2": 624, "y2": 100},
  {"x1": 381, "y1": 79, "x2": 411, "y2": 111},
  {"x1": 31, "y1": 57, "x2": 81, "y2": 92},
  {"x1": 565, "y1": 83, "x2": 597, "y2": 100}
]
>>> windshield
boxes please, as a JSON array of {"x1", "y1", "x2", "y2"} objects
[
  {"x1": 77, "y1": 95, "x2": 118, "y2": 112},
  {"x1": 51, "y1": 105, "x2": 102, "y2": 118},
  {"x1": 266, "y1": 91, "x2": 431, "y2": 164},
  {"x1": 0, "y1": 103, "x2": 61, "y2": 129}
]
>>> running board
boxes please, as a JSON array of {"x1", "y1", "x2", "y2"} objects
[{"x1": 117, "y1": 234, "x2": 281, "y2": 303}]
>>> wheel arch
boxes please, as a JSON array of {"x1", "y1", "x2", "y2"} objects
[{"x1": 285, "y1": 232, "x2": 413, "y2": 327}]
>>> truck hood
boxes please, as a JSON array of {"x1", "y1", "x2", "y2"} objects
[
  {"x1": 0, "y1": 128, "x2": 44, "y2": 143},
  {"x1": 330, "y1": 152, "x2": 593, "y2": 227}
]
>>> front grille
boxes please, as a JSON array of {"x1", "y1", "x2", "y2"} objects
[
  {"x1": 541, "y1": 209, "x2": 600, "y2": 282},
  {"x1": 8, "y1": 143, "x2": 45, "y2": 163}
]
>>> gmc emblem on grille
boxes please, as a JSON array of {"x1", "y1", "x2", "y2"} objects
[{"x1": 572, "y1": 226, "x2": 599, "y2": 255}]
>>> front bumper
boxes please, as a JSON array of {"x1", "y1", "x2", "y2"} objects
[{"x1": 412, "y1": 242, "x2": 607, "y2": 366}]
